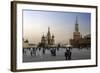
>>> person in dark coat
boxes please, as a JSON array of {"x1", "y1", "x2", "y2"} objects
[
  {"x1": 68, "y1": 50, "x2": 71, "y2": 60},
  {"x1": 65, "y1": 50, "x2": 69, "y2": 60},
  {"x1": 51, "y1": 48, "x2": 56, "y2": 56},
  {"x1": 65, "y1": 49, "x2": 72, "y2": 60},
  {"x1": 43, "y1": 48, "x2": 45, "y2": 54}
]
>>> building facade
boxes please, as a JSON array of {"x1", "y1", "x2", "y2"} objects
[
  {"x1": 70, "y1": 17, "x2": 91, "y2": 48},
  {"x1": 40, "y1": 27, "x2": 55, "y2": 47}
]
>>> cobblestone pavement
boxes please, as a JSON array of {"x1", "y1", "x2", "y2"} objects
[{"x1": 23, "y1": 48, "x2": 90, "y2": 62}]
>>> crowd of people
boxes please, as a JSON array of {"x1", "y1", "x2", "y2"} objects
[{"x1": 23, "y1": 47, "x2": 72, "y2": 60}]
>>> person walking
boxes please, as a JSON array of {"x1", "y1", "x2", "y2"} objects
[
  {"x1": 65, "y1": 49, "x2": 72, "y2": 60},
  {"x1": 39, "y1": 48, "x2": 43, "y2": 58},
  {"x1": 65, "y1": 50, "x2": 69, "y2": 60}
]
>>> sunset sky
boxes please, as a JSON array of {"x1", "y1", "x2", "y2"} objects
[{"x1": 23, "y1": 10, "x2": 91, "y2": 44}]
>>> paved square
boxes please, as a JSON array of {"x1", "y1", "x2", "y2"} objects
[{"x1": 23, "y1": 48, "x2": 90, "y2": 62}]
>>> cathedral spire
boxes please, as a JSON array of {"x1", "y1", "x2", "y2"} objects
[
  {"x1": 48, "y1": 27, "x2": 50, "y2": 32},
  {"x1": 47, "y1": 27, "x2": 51, "y2": 45},
  {"x1": 47, "y1": 27, "x2": 51, "y2": 36},
  {"x1": 75, "y1": 16, "x2": 79, "y2": 32}
]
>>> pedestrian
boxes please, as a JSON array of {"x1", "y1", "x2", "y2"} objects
[
  {"x1": 68, "y1": 50, "x2": 72, "y2": 60},
  {"x1": 50, "y1": 48, "x2": 53, "y2": 56},
  {"x1": 30, "y1": 48, "x2": 33, "y2": 56},
  {"x1": 53, "y1": 48, "x2": 56, "y2": 56},
  {"x1": 39, "y1": 48, "x2": 43, "y2": 58},
  {"x1": 26, "y1": 48, "x2": 31, "y2": 56},
  {"x1": 65, "y1": 49, "x2": 72, "y2": 60},
  {"x1": 65, "y1": 50, "x2": 69, "y2": 60},
  {"x1": 36, "y1": 48, "x2": 39, "y2": 56},
  {"x1": 43, "y1": 48, "x2": 45, "y2": 54}
]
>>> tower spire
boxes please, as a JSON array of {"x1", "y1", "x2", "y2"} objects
[
  {"x1": 75, "y1": 16, "x2": 79, "y2": 32},
  {"x1": 48, "y1": 27, "x2": 50, "y2": 32},
  {"x1": 48, "y1": 27, "x2": 50, "y2": 35},
  {"x1": 76, "y1": 16, "x2": 78, "y2": 24},
  {"x1": 47, "y1": 27, "x2": 51, "y2": 37},
  {"x1": 47, "y1": 27, "x2": 51, "y2": 45}
]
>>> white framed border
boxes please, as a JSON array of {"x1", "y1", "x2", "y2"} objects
[{"x1": 11, "y1": 1, "x2": 97, "y2": 71}]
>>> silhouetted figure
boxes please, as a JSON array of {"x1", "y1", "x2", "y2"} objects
[
  {"x1": 51, "y1": 48, "x2": 56, "y2": 56},
  {"x1": 50, "y1": 49, "x2": 53, "y2": 56},
  {"x1": 57, "y1": 47, "x2": 59, "y2": 51},
  {"x1": 43, "y1": 48, "x2": 45, "y2": 54},
  {"x1": 68, "y1": 50, "x2": 71, "y2": 60},
  {"x1": 39, "y1": 47, "x2": 41, "y2": 51},
  {"x1": 65, "y1": 50, "x2": 68, "y2": 60},
  {"x1": 30, "y1": 48, "x2": 33, "y2": 56},
  {"x1": 38, "y1": 48, "x2": 43, "y2": 58},
  {"x1": 53, "y1": 48, "x2": 56, "y2": 56},
  {"x1": 26, "y1": 48, "x2": 31, "y2": 56},
  {"x1": 65, "y1": 49, "x2": 72, "y2": 60},
  {"x1": 23, "y1": 48, "x2": 26, "y2": 55},
  {"x1": 32, "y1": 48, "x2": 36, "y2": 56}
]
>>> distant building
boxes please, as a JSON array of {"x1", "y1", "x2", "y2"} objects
[
  {"x1": 73, "y1": 17, "x2": 81, "y2": 41},
  {"x1": 23, "y1": 39, "x2": 37, "y2": 48},
  {"x1": 40, "y1": 27, "x2": 55, "y2": 47},
  {"x1": 23, "y1": 39, "x2": 29, "y2": 48},
  {"x1": 70, "y1": 17, "x2": 91, "y2": 48},
  {"x1": 23, "y1": 27, "x2": 55, "y2": 48}
]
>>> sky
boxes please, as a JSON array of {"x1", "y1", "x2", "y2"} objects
[{"x1": 23, "y1": 10, "x2": 91, "y2": 44}]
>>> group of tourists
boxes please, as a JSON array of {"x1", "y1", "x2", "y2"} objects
[
  {"x1": 23, "y1": 48, "x2": 44, "y2": 58},
  {"x1": 23, "y1": 47, "x2": 72, "y2": 60}
]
